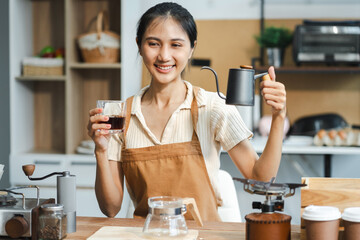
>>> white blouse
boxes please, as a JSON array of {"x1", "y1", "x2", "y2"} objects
[{"x1": 107, "y1": 81, "x2": 253, "y2": 204}]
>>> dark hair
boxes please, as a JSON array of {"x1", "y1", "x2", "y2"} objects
[{"x1": 136, "y1": 2, "x2": 197, "y2": 49}]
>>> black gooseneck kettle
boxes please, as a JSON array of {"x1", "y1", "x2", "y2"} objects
[{"x1": 201, "y1": 65, "x2": 270, "y2": 106}]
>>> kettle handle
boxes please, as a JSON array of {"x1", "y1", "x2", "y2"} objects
[
  {"x1": 201, "y1": 66, "x2": 226, "y2": 100},
  {"x1": 182, "y1": 198, "x2": 204, "y2": 227},
  {"x1": 254, "y1": 72, "x2": 270, "y2": 80}
]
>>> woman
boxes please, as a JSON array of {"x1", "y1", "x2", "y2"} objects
[{"x1": 88, "y1": 2, "x2": 286, "y2": 221}]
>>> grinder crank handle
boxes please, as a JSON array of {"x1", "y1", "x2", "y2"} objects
[
  {"x1": 182, "y1": 198, "x2": 204, "y2": 227},
  {"x1": 22, "y1": 164, "x2": 64, "y2": 180}
]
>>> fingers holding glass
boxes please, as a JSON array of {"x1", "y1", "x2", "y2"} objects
[{"x1": 88, "y1": 109, "x2": 108, "y2": 137}]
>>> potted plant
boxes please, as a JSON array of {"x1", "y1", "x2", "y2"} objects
[{"x1": 255, "y1": 26, "x2": 293, "y2": 67}]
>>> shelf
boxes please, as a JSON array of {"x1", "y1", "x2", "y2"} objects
[
  {"x1": 248, "y1": 136, "x2": 360, "y2": 155},
  {"x1": 26, "y1": 148, "x2": 65, "y2": 155},
  {"x1": 16, "y1": 75, "x2": 66, "y2": 81},
  {"x1": 70, "y1": 63, "x2": 121, "y2": 69},
  {"x1": 255, "y1": 66, "x2": 360, "y2": 74}
]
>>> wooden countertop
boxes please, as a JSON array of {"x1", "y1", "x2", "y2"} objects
[{"x1": 66, "y1": 217, "x2": 301, "y2": 240}]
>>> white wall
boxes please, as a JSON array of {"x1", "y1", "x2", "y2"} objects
[
  {"x1": 121, "y1": 1, "x2": 143, "y2": 99},
  {"x1": 138, "y1": 0, "x2": 360, "y2": 20}
]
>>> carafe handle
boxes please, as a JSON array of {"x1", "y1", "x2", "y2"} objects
[{"x1": 182, "y1": 198, "x2": 203, "y2": 227}]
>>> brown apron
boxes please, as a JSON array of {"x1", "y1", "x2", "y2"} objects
[{"x1": 121, "y1": 87, "x2": 221, "y2": 222}]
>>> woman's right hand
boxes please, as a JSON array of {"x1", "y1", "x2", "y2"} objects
[{"x1": 87, "y1": 108, "x2": 112, "y2": 152}]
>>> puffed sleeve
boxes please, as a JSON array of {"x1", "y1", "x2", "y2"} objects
[
  {"x1": 210, "y1": 94, "x2": 253, "y2": 151},
  {"x1": 107, "y1": 133, "x2": 123, "y2": 161}
]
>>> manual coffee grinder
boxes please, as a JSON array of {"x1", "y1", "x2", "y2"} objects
[
  {"x1": 234, "y1": 177, "x2": 306, "y2": 240},
  {"x1": 22, "y1": 164, "x2": 76, "y2": 233}
]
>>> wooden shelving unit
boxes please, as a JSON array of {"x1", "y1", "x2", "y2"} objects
[
  {"x1": 11, "y1": 0, "x2": 121, "y2": 155},
  {"x1": 255, "y1": 63, "x2": 360, "y2": 130},
  {"x1": 8, "y1": 1, "x2": 130, "y2": 218},
  {"x1": 255, "y1": 66, "x2": 360, "y2": 74}
]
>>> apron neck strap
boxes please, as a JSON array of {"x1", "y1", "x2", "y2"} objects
[
  {"x1": 191, "y1": 87, "x2": 200, "y2": 141},
  {"x1": 124, "y1": 96, "x2": 134, "y2": 137}
]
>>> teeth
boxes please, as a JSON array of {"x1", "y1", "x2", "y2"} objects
[{"x1": 157, "y1": 65, "x2": 173, "y2": 70}]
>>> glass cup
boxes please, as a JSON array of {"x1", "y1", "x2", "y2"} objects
[{"x1": 96, "y1": 100, "x2": 126, "y2": 134}]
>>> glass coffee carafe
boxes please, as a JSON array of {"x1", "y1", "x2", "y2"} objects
[{"x1": 142, "y1": 196, "x2": 202, "y2": 238}]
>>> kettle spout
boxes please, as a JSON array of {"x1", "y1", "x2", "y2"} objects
[
  {"x1": 254, "y1": 72, "x2": 269, "y2": 80},
  {"x1": 201, "y1": 66, "x2": 226, "y2": 100}
]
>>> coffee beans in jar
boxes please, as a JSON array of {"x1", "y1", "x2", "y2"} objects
[{"x1": 38, "y1": 203, "x2": 67, "y2": 240}]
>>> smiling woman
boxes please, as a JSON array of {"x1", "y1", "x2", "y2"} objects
[
  {"x1": 87, "y1": 2, "x2": 287, "y2": 223},
  {"x1": 138, "y1": 17, "x2": 194, "y2": 87}
]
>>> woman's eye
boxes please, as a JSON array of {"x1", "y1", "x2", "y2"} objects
[
  {"x1": 148, "y1": 42, "x2": 159, "y2": 46},
  {"x1": 172, "y1": 43, "x2": 181, "y2": 47}
]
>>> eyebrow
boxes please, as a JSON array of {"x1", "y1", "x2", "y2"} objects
[{"x1": 145, "y1": 37, "x2": 186, "y2": 42}]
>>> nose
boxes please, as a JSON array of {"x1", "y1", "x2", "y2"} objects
[{"x1": 158, "y1": 45, "x2": 171, "y2": 62}]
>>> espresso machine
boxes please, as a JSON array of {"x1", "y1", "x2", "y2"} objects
[
  {"x1": 234, "y1": 177, "x2": 306, "y2": 240},
  {"x1": 22, "y1": 164, "x2": 76, "y2": 233}
]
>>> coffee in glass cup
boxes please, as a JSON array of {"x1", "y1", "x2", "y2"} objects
[{"x1": 96, "y1": 100, "x2": 126, "y2": 134}]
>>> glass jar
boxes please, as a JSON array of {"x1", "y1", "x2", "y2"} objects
[
  {"x1": 143, "y1": 196, "x2": 188, "y2": 238},
  {"x1": 38, "y1": 203, "x2": 67, "y2": 240}
]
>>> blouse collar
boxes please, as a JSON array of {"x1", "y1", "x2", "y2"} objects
[{"x1": 131, "y1": 81, "x2": 206, "y2": 115}]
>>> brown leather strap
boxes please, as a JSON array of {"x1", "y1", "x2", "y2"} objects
[
  {"x1": 124, "y1": 96, "x2": 134, "y2": 139},
  {"x1": 191, "y1": 87, "x2": 200, "y2": 141}
]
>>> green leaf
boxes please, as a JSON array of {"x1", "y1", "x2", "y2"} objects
[{"x1": 255, "y1": 26, "x2": 293, "y2": 48}]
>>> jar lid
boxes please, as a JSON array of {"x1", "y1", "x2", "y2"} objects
[
  {"x1": 150, "y1": 206, "x2": 184, "y2": 216},
  {"x1": 342, "y1": 207, "x2": 360, "y2": 222},
  {"x1": 40, "y1": 203, "x2": 64, "y2": 211},
  {"x1": 302, "y1": 205, "x2": 341, "y2": 221},
  {"x1": 148, "y1": 196, "x2": 185, "y2": 216}
]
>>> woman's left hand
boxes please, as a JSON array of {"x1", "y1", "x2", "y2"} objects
[{"x1": 260, "y1": 66, "x2": 286, "y2": 118}]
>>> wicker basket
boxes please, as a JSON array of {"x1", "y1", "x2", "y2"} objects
[
  {"x1": 22, "y1": 57, "x2": 64, "y2": 76},
  {"x1": 78, "y1": 11, "x2": 120, "y2": 63}
]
